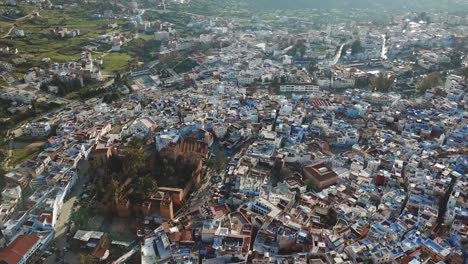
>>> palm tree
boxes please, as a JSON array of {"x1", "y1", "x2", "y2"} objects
[{"x1": 111, "y1": 178, "x2": 134, "y2": 205}]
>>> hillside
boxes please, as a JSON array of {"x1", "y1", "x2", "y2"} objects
[{"x1": 185, "y1": 0, "x2": 468, "y2": 15}]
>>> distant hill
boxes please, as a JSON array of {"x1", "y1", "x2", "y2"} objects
[
  {"x1": 188, "y1": 0, "x2": 468, "y2": 13},
  {"x1": 248, "y1": 0, "x2": 466, "y2": 10}
]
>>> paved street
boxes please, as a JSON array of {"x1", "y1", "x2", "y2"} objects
[{"x1": 53, "y1": 160, "x2": 90, "y2": 264}]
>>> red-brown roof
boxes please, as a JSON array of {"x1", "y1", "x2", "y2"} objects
[
  {"x1": 181, "y1": 230, "x2": 193, "y2": 242},
  {"x1": 210, "y1": 204, "x2": 230, "y2": 219},
  {"x1": 169, "y1": 232, "x2": 182, "y2": 242},
  {"x1": 179, "y1": 138, "x2": 208, "y2": 157},
  {"x1": 169, "y1": 230, "x2": 193, "y2": 243},
  {"x1": 94, "y1": 147, "x2": 110, "y2": 155},
  {"x1": 0, "y1": 234, "x2": 40, "y2": 264},
  {"x1": 38, "y1": 213, "x2": 53, "y2": 224},
  {"x1": 161, "y1": 222, "x2": 170, "y2": 233},
  {"x1": 303, "y1": 161, "x2": 338, "y2": 181}
]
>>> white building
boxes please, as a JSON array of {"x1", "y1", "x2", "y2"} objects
[
  {"x1": 123, "y1": 117, "x2": 156, "y2": 138},
  {"x1": 331, "y1": 77, "x2": 355, "y2": 89},
  {"x1": 261, "y1": 182, "x2": 295, "y2": 207},
  {"x1": 445, "y1": 74, "x2": 465, "y2": 90},
  {"x1": 154, "y1": 31, "x2": 170, "y2": 41},
  {"x1": 111, "y1": 36, "x2": 123, "y2": 51},
  {"x1": 317, "y1": 77, "x2": 331, "y2": 88},
  {"x1": 23, "y1": 122, "x2": 51, "y2": 137},
  {"x1": 1, "y1": 186, "x2": 22, "y2": 202},
  {"x1": 279, "y1": 84, "x2": 322, "y2": 97},
  {"x1": 237, "y1": 74, "x2": 255, "y2": 85}
]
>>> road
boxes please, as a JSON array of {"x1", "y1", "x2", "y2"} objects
[
  {"x1": 1, "y1": 26, "x2": 14, "y2": 39},
  {"x1": 54, "y1": 160, "x2": 90, "y2": 264},
  {"x1": 331, "y1": 40, "x2": 352, "y2": 66},
  {"x1": 381, "y1": 34, "x2": 388, "y2": 60},
  {"x1": 1, "y1": 12, "x2": 36, "y2": 38}
]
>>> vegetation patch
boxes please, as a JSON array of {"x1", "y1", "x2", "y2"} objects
[
  {"x1": 122, "y1": 38, "x2": 161, "y2": 63},
  {"x1": 102, "y1": 52, "x2": 132, "y2": 73},
  {"x1": 173, "y1": 58, "x2": 199, "y2": 74},
  {"x1": 71, "y1": 206, "x2": 96, "y2": 229},
  {"x1": 10, "y1": 146, "x2": 41, "y2": 166}
]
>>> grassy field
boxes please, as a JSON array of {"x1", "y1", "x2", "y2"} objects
[
  {"x1": 10, "y1": 146, "x2": 41, "y2": 166},
  {"x1": 137, "y1": 33, "x2": 154, "y2": 41},
  {"x1": 102, "y1": 52, "x2": 132, "y2": 73},
  {"x1": 0, "y1": 8, "x2": 127, "y2": 74}
]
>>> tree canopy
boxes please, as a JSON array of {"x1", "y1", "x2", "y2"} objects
[
  {"x1": 417, "y1": 72, "x2": 442, "y2": 93},
  {"x1": 307, "y1": 59, "x2": 319, "y2": 73},
  {"x1": 369, "y1": 72, "x2": 394, "y2": 92},
  {"x1": 96, "y1": 137, "x2": 158, "y2": 208},
  {"x1": 351, "y1": 40, "x2": 364, "y2": 55},
  {"x1": 461, "y1": 67, "x2": 468, "y2": 81},
  {"x1": 288, "y1": 40, "x2": 306, "y2": 58}
]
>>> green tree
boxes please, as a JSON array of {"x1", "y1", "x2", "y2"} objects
[
  {"x1": 448, "y1": 51, "x2": 462, "y2": 68},
  {"x1": 351, "y1": 40, "x2": 364, "y2": 55},
  {"x1": 213, "y1": 150, "x2": 226, "y2": 173},
  {"x1": 122, "y1": 137, "x2": 147, "y2": 177},
  {"x1": 30, "y1": 99, "x2": 37, "y2": 115},
  {"x1": 288, "y1": 40, "x2": 306, "y2": 58},
  {"x1": 39, "y1": 82, "x2": 48, "y2": 92},
  {"x1": 114, "y1": 73, "x2": 122, "y2": 86},
  {"x1": 0, "y1": 168, "x2": 6, "y2": 191},
  {"x1": 271, "y1": 76, "x2": 279, "y2": 88},
  {"x1": 298, "y1": 44, "x2": 306, "y2": 58},
  {"x1": 417, "y1": 72, "x2": 442, "y2": 93},
  {"x1": 103, "y1": 93, "x2": 120, "y2": 104},
  {"x1": 130, "y1": 174, "x2": 158, "y2": 204},
  {"x1": 240, "y1": 61, "x2": 249, "y2": 71},
  {"x1": 110, "y1": 177, "x2": 134, "y2": 205},
  {"x1": 416, "y1": 12, "x2": 431, "y2": 23},
  {"x1": 369, "y1": 72, "x2": 394, "y2": 92},
  {"x1": 461, "y1": 67, "x2": 468, "y2": 81},
  {"x1": 305, "y1": 180, "x2": 315, "y2": 192},
  {"x1": 307, "y1": 59, "x2": 319, "y2": 73},
  {"x1": 280, "y1": 75, "x2": 287, "y2": 83}
]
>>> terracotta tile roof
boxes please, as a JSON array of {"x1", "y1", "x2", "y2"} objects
[
  {"x1": 180, "y1": 230, "x2": 193, "y2": 241},
  {"x1": 303, "y1": 161, "x2": 338, "y2": 181},
  {"x1": 169, "y1": 232, "x2": 182, "y2": 242},
  {"x1": 210, "y1": 204, "x2": 230, "y2": 219},
  {"x1": 0, "y1": 234, "x2": 40, "y2": 264}
]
